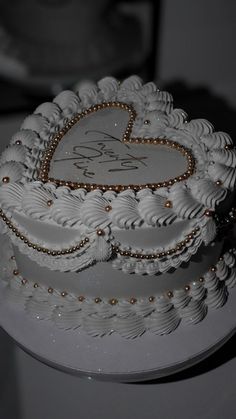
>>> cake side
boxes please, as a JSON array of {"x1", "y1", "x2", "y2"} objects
[{"x1": 2, "y1": 238, "x2": 236, "y2": 338}]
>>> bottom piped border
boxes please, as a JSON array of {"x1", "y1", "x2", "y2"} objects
[{"x1": 1, "y1": 244, "x2": 236, "y2": 339}]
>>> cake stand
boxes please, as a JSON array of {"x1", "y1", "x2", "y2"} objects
[{"x1": 0, "y1": 239, "x2": 235, "y2": 383}]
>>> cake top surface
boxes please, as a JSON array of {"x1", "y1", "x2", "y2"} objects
[
  {"x1": 0, "y1": 76, "x2": 235, "y2": 274},
  {"x1": 48, "y1": 105, "x2": 189, "y2": 187}
]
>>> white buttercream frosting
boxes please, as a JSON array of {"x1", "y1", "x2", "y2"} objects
[
  {"x1": 21, "y1": 114, "x2": 49, "y2": 134},
  {"x1": 0, "y1": 76, "x2": 234, "y2": 273},
  {"x1": 0, "y1": 162, "x2": 24, "y2": 184},
  {"x1": 97, "y1": 77, "x2": 119, "y2": 101},
  {"x1": 2, "y1": 243, "x2": 235, "y2": 338},
  {"x1": 53, "y1": 91, "x2": 81, "y2": 118},
  {"x1": 208, "y1": 163, "x2": 236, "y2": 189},
  {"x1": 22, "y1": 185, "x2": 57, "y2": 220},
  {"x1": 0, "y1": 75, "x2": 235, "y2": 341},
  {"x1": 10, "y1": 129, "x2": 38, "y2": 148},
  {"x1": 0, "y1": 144, "x2": 26, "y2": 165}
]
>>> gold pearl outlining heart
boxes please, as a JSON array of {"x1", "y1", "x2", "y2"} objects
[{"x1": 38, "y1": 101, "x2": 195, "y2": 191}]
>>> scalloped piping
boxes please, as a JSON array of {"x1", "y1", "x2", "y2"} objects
[
  {"x1": 111, "y1": 226, "x2": 200, "y2": 260},
  {"x1": 2, "y1": 246, "x2": 236, "y2": 338},
  {"x1": 0, "y1": 208, "x2": 201, "y2": 264},
  {"x1": 1, "y1": 206, "x2": 235, "y2": 275},
  {"x1": 0, "y1": 208, "x2": 90, "y2": 256}
]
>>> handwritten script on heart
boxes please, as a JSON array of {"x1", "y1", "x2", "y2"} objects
[{"x1": 38, "y1": 102, "x2": 195, "y2": 191}]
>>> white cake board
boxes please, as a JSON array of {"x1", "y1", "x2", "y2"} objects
[{"x1": 0, "y1": 278, "x2": 235, "y2": 383}]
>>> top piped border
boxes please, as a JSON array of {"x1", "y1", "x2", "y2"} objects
[
  {"x1": 0, "y1": 75, "x2": 235, "y2": 264},
  {"x1": 38, "y1": 101, "x2": 195, "y2": 192}
]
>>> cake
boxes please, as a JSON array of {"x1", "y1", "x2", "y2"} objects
[{"x1": 0, "y1": 76, "x2": 236, "y2": 338}]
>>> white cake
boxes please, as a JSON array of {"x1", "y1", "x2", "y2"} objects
[{"x1": 0, "y1": 76, "x2": 236, "y2": 338}]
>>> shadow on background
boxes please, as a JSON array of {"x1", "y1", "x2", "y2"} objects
[
  {"x1": 134, "y1": 332, "x2": 236, "y2": 385},
  {"x1": 0, "y1": 328, "x2": 21, "y2": 419},
  {"x1": 164, "y1": 80, "x2": 236, "y2": 140}
]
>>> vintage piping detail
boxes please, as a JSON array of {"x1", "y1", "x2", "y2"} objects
[
  {"x1": 2, "y1": 242, "x2": 236, "y2": 338},
  {"x1": 0, "y1": 76, "x2": 235, "y2": 274}
]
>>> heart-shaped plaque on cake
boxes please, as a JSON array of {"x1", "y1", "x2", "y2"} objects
[{"x1": 38, "y1": 102, "x2": 195, "y2": 191}]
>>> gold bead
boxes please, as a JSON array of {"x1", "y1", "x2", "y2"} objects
[
  {"x1": 78, "y1": 295, "x2": 85, "y2": 302},
  {"x1": 95, "y1": 297, "x2": 101, "y2": 303},
  {"x1": 109, "y1": 298, "x2": 118, "y2": 305},
  {"x1": 2, "y1": 176, "x2": 10, "y2": 183},
  {"x1": 164, "y1": 200, "x2": 173, "y2": 209},
  {"x1": 47, "y1": 200, "x2": 53, "y2": 207},
  {"x1": 184, "y1": 285, "x2": 190, "y2": 292},
  {"x1": 215, "y1": 180, "x2": 222, "y2": 186},
  {"x1": 148, "y1": 296, "x2": 155, "y2": 302},
  {"x1": 21, "y1": 278, "x2": 27, "y2": 285},
  {"x1": 96, "y1": 229, "x2": 105, "y2": 236},
  {"x1": 10, "y1": 255, "x2": 15, "y2": 260},
  {"x1": 34, "y1": 283, "x2": 39, "y2": 288},
  {"x1": 144, "y1": 119, "x2": 151, "y2": 125},
  {"x1": 210, "y1": 266, "x2": 217, "y2": 272},
  {"x1": 199, "y1": 277, "x2": 204, "y2": 283},
  {"x1": 105, "y1": 205, "x2": 112, "y2": 212},
  {"x1": 61, "y1": 291, "x2": 68, "y2": 297},
  {"x1": 129, "y1": 297, "x2": 137, "y2": 305},
  {"x1": 167, "y1": 291, "x2": 173, "y2": 298},
  {"x1": 204, "y1": 209, "x2": 214, "y2": 217},
  {"x1": 13, "y1": 269, "x2": 19, "y2": 276},
  {"x1": 15, "y1": 140, "x2": 22, "y2": 145},
  {"x1": 48, "y1": 287, "x2": 53, "y2": 294}
]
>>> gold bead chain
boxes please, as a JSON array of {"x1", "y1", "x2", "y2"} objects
[{"x1": 0, "y1": 209, "x2": 89, "y2": 256}]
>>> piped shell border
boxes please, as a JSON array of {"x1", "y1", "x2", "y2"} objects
[{"x1": 3, "y1": 245, "x2": 236, "y2": 338}]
